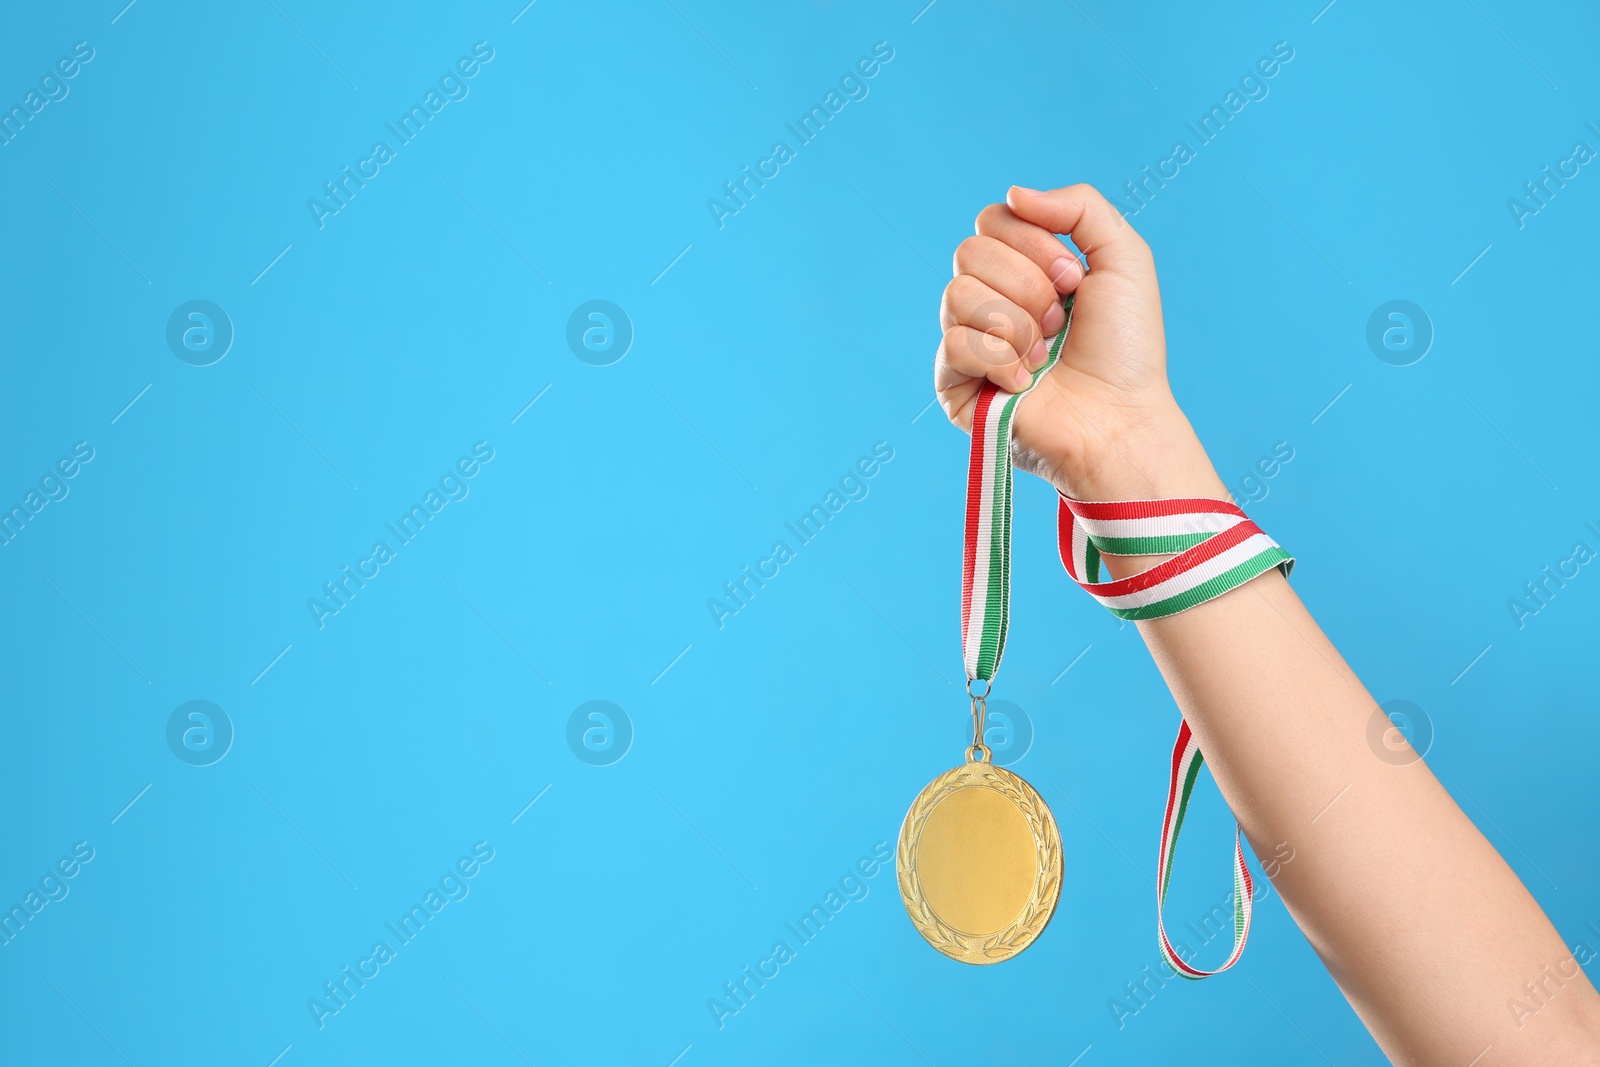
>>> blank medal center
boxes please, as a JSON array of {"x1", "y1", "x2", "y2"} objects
[{"x1": 917, "y1": 785, "x2": 1035, "y2": 933}]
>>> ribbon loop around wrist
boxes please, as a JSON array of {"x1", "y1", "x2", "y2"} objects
[
  {"x1": 1057, "y1": 497, "x2": 1293, "y2": 621},
  {"x1": 1057, "y1": 496, "x2": 1292, "y2": 978}
]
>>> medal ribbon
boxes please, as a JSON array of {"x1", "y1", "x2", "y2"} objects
[
  {"x1": 1056, "y1": 497, "x2": 1293, "y2": 620},
  {"x1": 1154, "y1": 721, "x2": 1254, "y2": 978},
  {"x1": 959, "y1": 294, "x2": 1293, "y2": 979},
  {"x1": 960, "y1": 297, "x2": 1072, "y2": 683},
  {"x1": 1056, "y1": 496, "x2": 1290, "y2": 977}
]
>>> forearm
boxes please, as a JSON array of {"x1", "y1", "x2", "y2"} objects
[{"x1": 1092, "y1": 440, "x2": 1600, "y2": 1065}]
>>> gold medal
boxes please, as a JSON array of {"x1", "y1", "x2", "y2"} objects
[
  {"x1": 898, "y1": 312, "x2": 1070, "y2": 963},
  {"x1": 896, "y1": 695, "x2": 1062, "y2": 964}
]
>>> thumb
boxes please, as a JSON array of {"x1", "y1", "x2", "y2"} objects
[{"x1": 1005, "y1": 184, "x2": 1152, "y2": 278}]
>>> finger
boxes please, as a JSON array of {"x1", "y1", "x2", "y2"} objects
[
  {"x1": 937, "y1": 323, "x2": 1033, "y2": 395},
  {"x1": 1004, "y1": 183, "x2": 1152, "y2": 278},
  {"x1": 975, "y1": 203, "x2": 1086, "y2": 299},
  {"x1": 932, "y1": 343, "x2": 978, "y2": 429},
  {"x1": 940, "y1": 275, "x2": 1047, "y2": 372},
  {"x1": 952, "y1": 234, "x2": 1067, "y2": 340}
]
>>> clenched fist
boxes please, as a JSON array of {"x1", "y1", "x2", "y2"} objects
[{"x1": 934, "y1": 184, "x2": 1226, "y2": 503}]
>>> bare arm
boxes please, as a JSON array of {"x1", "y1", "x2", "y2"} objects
[{"x1": 933, "y1": 183, "x2": 1600, "y2": 1064}]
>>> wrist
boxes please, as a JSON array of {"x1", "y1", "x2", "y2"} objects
[{"x1": 1043, "y1": 401, "x2": 1227, "y2": 504}]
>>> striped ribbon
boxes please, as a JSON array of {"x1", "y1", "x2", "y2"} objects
[
  {"x1": 1156, "y1": 722, "x2": 1254, "y2": 978},
  {"x1": 1057, "y1": 496, "x2": 1290, "y2": 975},
  {"x1": 959, "y1": 295, "x2": 1072, "y2": 682},
  {"x1": 1056, "y1": 497, "x2": 1293, "y2": 620},
  {"x1": 958, "y1": 294, "x2": 1292, "y2": 978}
]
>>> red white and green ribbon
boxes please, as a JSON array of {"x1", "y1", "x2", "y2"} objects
[
  {"x1": 1155, "y1": 721, "x2": 1253, "y2": 978},
  {"x1": 1056, "y1": 496, "x2": 1291, "y2": 975},
  {"x1": 960, "y1": 296, "x2": 1071, "y2": 683},
  {"x1": 1056, "y1": 497, "x2": 1293, "y2": 621},
  {"x1": 957, "y1": 295, "x2": 1290, "y2": 978}
]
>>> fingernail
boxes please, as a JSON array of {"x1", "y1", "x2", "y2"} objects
[
  {"x1": 1042, "y1": 302, "x2": 1065, "y2": 335},
  {"x1": 1025, "y1": 338, "x2": 1048, "y2": 370},
  {"x1": 1049, "y1": 256, "x2": 1082, "y2": 289}
]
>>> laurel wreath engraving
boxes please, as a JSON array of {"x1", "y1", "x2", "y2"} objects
[{"x1": 897, "y1": 762, "x2": 1062, "y2": 964}]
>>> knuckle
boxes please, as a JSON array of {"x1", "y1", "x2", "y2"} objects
[
  {"x1": 952, "y1": 234, "x2": 991, "y2": 273},
  {"x1": 947, "y1": 322, "x2": 1013, "y2": 366},
  {"x1": 940, "y1": 276, "x2": 979, "y2": 321},
  {"x1": 940, "y1": 324, "x2": 973, "y2": 350},
  {"x1": 1012, "y1": 271, "x2": 1055, "y2": 317},
  {"x1": 1068, "y1": 182, "x2": 1106, "y2": 207},
  {"x1": 947, "y1": 273, "x2": 983, "y2": 303},
  {"x1": 936, "y1": 329, "x2": 966, "y2": 366},
  {"x1": 967, "y1": 298, "x2": 1017, "y2": 337},
  {"x1": 974, "y1": 203, "x2": 1010, "y2": 233},
  {"x1": 972, "y1": 295, "x2": 1036, "y2": 347},
  {"x1": 1118, "y1": 222, "x2": 1154, "y2": 262}
]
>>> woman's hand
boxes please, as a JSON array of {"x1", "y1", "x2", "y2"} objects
[{"x1": 934, "y1": 183, "x2": 1224, "y2": 502}]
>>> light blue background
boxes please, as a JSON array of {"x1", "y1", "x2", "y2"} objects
[{"x1": 3, "y1": 1, "x2": 1597, "y2": 1063}]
